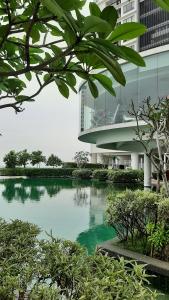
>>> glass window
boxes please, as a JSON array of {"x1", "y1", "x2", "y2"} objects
[
  {"x1": 138, "y1": 55, "x2": 158, "y2": 105},
  {"x1": 123, "y1": 1, "x2": 134, "y2": 14}
]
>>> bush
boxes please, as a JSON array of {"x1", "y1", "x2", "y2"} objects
[
  {"x1": 108, "y1": 169, "x2": 144, "y2": 183},
  {"x1": 63, "y1": 162, "x2": 77, "y2": 168},
  {"x1": 0, "y1": 168, "x2": 76, "y2": 178},
  {"x1": 0, "y1": 218, "x2": 157, "y2": 300},
  {"x1": 158, "y1": 198, "x2": 169, "y2": 223},
  {"x1": 72, "y1": 169, "x2": 92, "y2": 179},
  {"x1": 107, "y1": 190, "x2": 161, "y2": 242},
  {"x1": 92, "y1": 169, "x2": 109, "y2": 181},
  {"x1": 83, "y1": 163, "x2": 107, "y2": 169}
]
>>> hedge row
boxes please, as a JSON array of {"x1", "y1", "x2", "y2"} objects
[
  {"x1": 0, "y1": 168, "x2": 76, "y2": 178},
  {"x1": 93, "y1": 169, "x2": 144, "y2": 183},
  {"x1": 0, "y1": 168, "x2": 144, "y2": 182},
  {"x1": 63, "y1": 162, "x2": 107, "y2": 169}
]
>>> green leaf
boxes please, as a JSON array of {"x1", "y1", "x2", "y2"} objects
[
  {"x1": 25, "y1": 72, "x2": 32, "y2": 81},
  {"x1": 30, "y1": 26, "x2": 40, "y2": 43},
  {"x1": 100, "y1": 6, "x2": 118, "y2": 29},
  {"x1": 154, "y1": 0, "x2": 169, "y2": 11},
  {"x1": 92, "y1": 39, "x2": 145, "y2": 67},
  {"x1": 47, "y1": 24, "x2": 63, "y2": 36},
  {"x1": 93, "y1": 74, "x2": 115, "y2": 96},
  {"x1": 92, "y1": 47, "x2": 126, "y2": 86},
  {"x1": 66, "y1": 73, "x2": 76, "y2": 87},
  {"x1": 89, "y1": 3, "x2": 101, "y2": 17},
  {"x1": 42, "y1": 0, "x2": 75, "y2": 31},
  {"x1": 88, "y1": 79, "x2": 98, "y2": 98},
  {"x1": 83, "y1": 16, "x2": 112, "y2": 33},
  {"x1": 108, "y1": 22, "x2": 146, "y2": 42},
  {"x1": 56, "y1": 0, "x2": 85, "y2": 11},
  {"x1": 56, "y1": 79, "x2": 69, "y2": 98},
  {"x1": 0, "y1": 25, "x2": 9, "y2": 39},
  {"x1": 116, "y1": 46, "x2": 145, "y2": 67}
]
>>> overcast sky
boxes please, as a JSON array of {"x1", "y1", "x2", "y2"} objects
[{"x1": 0, "y1": 2, "x2": 91, "y2": 165}]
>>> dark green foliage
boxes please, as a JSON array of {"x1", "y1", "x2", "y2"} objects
[
  {"x1": 62, "y1": 162, "x2": 78, "y2": 168},
  {"x1": 92, "y1": 169, "x2": 109, "y2": 181},
  {"x1": 83, "y1": 163, "x2": 106, "y2": 169},
  {"x1": 0, "y1": 0, "x2": 146, "y2": 113},
  {"x1": 107, "y1": 189, "x2": 169, "y2": 260},
  {"x1": 30, "y1": 151, "x2": 46, "y2": 167},
  {"x1": 46, "y1": 154, "x2": 62, "y2": 167},
  {"x1": 0, "y1": 218, "x2": 157, "y2": 299},
  {"x1": 17, "y1": 149, "x2": 31, "y2": 167},
  {"x1": 0, "y1": 168, "x2": 75, "y2": 177},
  {"x1": 3, "y1": 150, "x2": 18, "y2": 168},
  {"x1": 108, "y1": 169, "x2": 144, "y2": 183},
  {"x1": 72, "y1": 169, "x2": 92, "y2": 179}
]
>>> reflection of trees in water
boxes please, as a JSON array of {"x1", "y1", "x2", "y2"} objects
[
  {"x1": 0, "y1": 179, "x2": 62, "y2": 203},
  {"x1": 45, "y1": 185, "x2": 61, "y2": 198},
  {"x1": 73, "y1": 188, "x2": 89, "y2": 207}
]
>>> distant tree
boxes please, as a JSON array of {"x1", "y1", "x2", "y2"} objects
[
  {"x1": 30, "y1": 151, "x2": 46, "y2": 168},
  {"x1": 3, "y1": 150, "x2": 18, "y2": 168},
  {"x1": 74, "y1": 151, "x2": 89, "y2": 168},
  {"x1": 46, "y1": 154, "x2": 62, "y2": 168},
  {"x1": 17, "y1": 149, "x2": 30, "y2": 168}
]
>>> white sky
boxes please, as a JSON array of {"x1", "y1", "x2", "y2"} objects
[{"x1": 0, "y1": 2, "x2": 91, "y2": 165}]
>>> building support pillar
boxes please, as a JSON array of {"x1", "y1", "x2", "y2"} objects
[
  {"x1": 144, "y1": 154, "x2": 152, "y2": 189},
  {"x1": 91, "y1": 153, "x2": 97, "y2": 164},
  {"x1": 131, "y1": 153, "x2": 139, "y2": 170}
]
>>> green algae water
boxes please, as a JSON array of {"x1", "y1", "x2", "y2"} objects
[{"x1": 0, "y1": 178, "x2": 116, "y2": 254}]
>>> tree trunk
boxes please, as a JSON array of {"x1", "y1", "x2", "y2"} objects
[{"x1": 156, "y1": 132, "x2": 169, "y2": 196}]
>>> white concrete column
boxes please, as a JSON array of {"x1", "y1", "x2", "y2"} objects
[
  {"x1": 144, "y1": 154, "x2": 152, "y2": 189},
  {"x1": 91, "y1": 153, "x2": 97, "y2": 164},
  {"x1": 131, "y1": 153, "x2": 139, "y2": 170}
]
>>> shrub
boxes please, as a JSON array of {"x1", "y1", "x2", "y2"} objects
[
  {"x1": 83, "y1": 163, "x2": 107, "y2": 169},
  {"x1": 0, "y1": 218, "x2": 157, "y2": 300},
  {"x1": 107, "y1": 190, "x2": 161, "y2": 242},
  {"x1": 72, "y1": 169, "x2": 92, "y2": 179},
  {"x1": 63, "y1": 162, "x2": 77, "y2": 168},
  {"x1": 0, "y1": 168, "x2": 75, "y2": 178},
  {"x1": 108, "y1": 169, "x2": 143, "y2": 183},
  {"x1": 92, "y1": 169, "x2": 109, "y2": 181},
  {"x1": 158, "y1": 198, "x2": 169, "y2": 223}
]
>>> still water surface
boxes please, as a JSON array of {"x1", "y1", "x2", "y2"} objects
[{"x1": 0, "y1": 178, "x2": 116, "y2": 253}]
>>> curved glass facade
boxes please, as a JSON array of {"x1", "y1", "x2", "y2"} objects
[{"x1": 80, "y1": 50, "x2": 169, "y2": 132}]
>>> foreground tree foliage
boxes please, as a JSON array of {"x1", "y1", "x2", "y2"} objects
[
  {"x1": 0, "y1": 0, "x2": 146, "y2": 112},
  {"x1": 0, "y1": 218, "x2": 157, "y2": 299}
]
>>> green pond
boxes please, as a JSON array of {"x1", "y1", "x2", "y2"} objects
[
  {"x1": 0, "y1": 178, "x2": 117, "y2": 253},
  {"x1": 0, "y1": 177, "x2": 168, "y2": 299}
]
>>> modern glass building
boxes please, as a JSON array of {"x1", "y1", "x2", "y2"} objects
[
  {"x1": 78, "y1": 0, "x2": 169, "y2": 187},
  {"x1": 78, "y1": 45, "x2": 169, "y2": 187}
]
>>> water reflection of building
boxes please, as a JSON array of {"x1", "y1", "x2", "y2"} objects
[{"x1": 89, "y1": 187, "x2": 106, "y2": 227}]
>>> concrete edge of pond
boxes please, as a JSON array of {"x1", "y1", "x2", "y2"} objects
[{"x1": 97, "y1": 239, "x2": 169, "y2": 277}]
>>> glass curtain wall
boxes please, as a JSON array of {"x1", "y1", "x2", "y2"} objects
[{"x1": 80, "y1": 51, "x2": 169, "y2": 131}]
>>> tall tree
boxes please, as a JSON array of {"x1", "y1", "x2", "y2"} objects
[
  {"x1": 0, "y1": 0, "x2": 146, "y2": 113},
  {"x1": 3, "y1": 150, "x2": 18, "y2": 168},
  {"x1": 74, "y1": 151, "x2": 89, "y2": 168},
  {"x1": 46, "y1": 154, "x2": 62, "y2": 168},
  {"x1": 17, "y1": 149, "x2": 30, "y2": 168},
  {"x1": 130, "y1": 97, "x2": 169, "y2": 196},
  {"x1": 30, "y1": 150, "x2": 46, "y2": 167}
]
